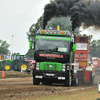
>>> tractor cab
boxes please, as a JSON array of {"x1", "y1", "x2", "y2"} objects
[
  {"x1": 13, "y1": 55, "x2": 24, "y2": 60},
  {"x1": 12, "y1": 54, "x2": 25, "y2": 65}
]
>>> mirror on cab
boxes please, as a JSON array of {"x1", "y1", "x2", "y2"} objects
[{"x1": 30, "y1": 39, "x2": 35, "y2": 49}]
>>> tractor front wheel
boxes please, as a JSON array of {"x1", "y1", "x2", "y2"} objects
[{"x1": 3, "y1": 63, "x2": 12, "y2": 71}]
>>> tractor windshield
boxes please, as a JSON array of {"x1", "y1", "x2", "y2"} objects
[
  {"x1": 35, "y1": 39, "x2": 70, "y2": 53},
  {"x1": 16, "y1": 55, "x2": 24, "y2": 60},
  {"x1": 12, "y1": 54, "x2": 24, "y2": 60},
  {"x1": 16, "y1": 56, "x2": 20, "y2": 60}
]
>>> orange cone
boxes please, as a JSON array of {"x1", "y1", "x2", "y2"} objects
[
  {"x1": 26, "y1": 72, "x2": 28, "y2": 74},
  {"x1": 2, "y1": 70, "x2": 5, "y2": 78}
]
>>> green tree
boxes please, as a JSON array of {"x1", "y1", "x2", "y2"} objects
[
  {"x1": 90, "y1": 40, "x2": 98, "y2": 57},
  {"x1": 0, "y1": 39, "x2": 10, "y2": 55},
  {"x1": 82, "y1": 34, "x2": 87, "y2": 36},
  {"x1": 95, "y1": 40, "x2": 100, "y2": 58},
  {"x1": 26, "y1": 16, "x2": 81, "y2": 58},
  {"x1": 46, "y1": 17, "x2": 71, "y2": 30},
  {"x1": 46, "y1": 17, "x2": 81, "y2": 36},
  {"x1": 27, "y1": 16, "x2": 81, "y2": 42},
  {"x1": 26, "y1": 16, "x2": 43, "y2": 42},
  {"x1": 89, "y1": 39, "x2": 100, "y2": 58},
  {"x1": 26, "y1": 16, "x2": 43, "y2": 58},
  {"x1": 25, "y1": 49, "x2": 34, "y2": 58}
]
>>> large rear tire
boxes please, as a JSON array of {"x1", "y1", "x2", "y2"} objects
[
  {"x1": 18, "y1": 62, "x2": 28, "y2": 71},
  {"x1": 3, "y1": 63, "x2": 12, "y2": 71},
  {"x1": 89, "y1": 72, "x2": 93, "y2": 85},
  {"x1": 71, "y1": 77, "x2": 78, "y2": 86},
  {"x1": 77, "y1": 71, "x2": 84, "y2": 86}
]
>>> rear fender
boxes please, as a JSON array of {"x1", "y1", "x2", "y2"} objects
[
  {"x1": 0, "y1": 60, "x2": 13, "y2": 68},
  {"x1": 13, "y1": 60, "x2": 28, "y2": 70},
  {"x1": 18, "y1": 60, "x2": 28, "y2": 66}
]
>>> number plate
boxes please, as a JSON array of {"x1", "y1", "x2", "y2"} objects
[{"x1": 46, "y1": 73, "x2": 54, "y2": 76}]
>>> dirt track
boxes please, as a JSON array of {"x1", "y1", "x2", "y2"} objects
[{"x1": 0, "y1": 71, "x2": 100, "y2": 100}]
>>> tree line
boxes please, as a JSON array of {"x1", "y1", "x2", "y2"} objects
[
  {"x1": 0, "y1": 39, "x2": 10, "y2": 55},
  {"x1": 26, "y1": 16, "x2": 100, "y2": 58},
  {"x1": 1, "y1": 16, "x2": 99, "y2": 59}
]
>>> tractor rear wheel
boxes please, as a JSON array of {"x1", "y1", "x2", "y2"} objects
[
  {"x1": 18, "y1": 62, "x2": 28, "y2": 71},
  {"x1": 77, "y1": 71, "x2": 84, "y2": 86},
  {"x1": 3, "y1": 63, "x2": 12, "y2": 71},
  {"x1": 71, "y1": 77, "x2": 78, "y2": 86},
  {"x1": 89, "y1": 72, "x2": 94, "y2": 85}
]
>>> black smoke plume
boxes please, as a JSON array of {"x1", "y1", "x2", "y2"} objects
[{"x1": 43, "y1": 0, "x2": 100, "y2": 31}]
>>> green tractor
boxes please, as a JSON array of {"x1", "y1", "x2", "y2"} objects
[{"x1": 0, "y1": 53, "x2": 30, "y2": 71}]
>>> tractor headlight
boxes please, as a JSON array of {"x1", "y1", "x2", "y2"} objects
[
  {"x1": 67, "y1": 66, "x2": 69, "y2": 70},
  {"x1": 62, "y1": 64, "x2": 66, "y2": 71},
  {"x1": 36, "y1": 62, "x2": 40, "y2": 70}
]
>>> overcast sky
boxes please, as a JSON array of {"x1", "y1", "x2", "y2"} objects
[
  {"x1": 0, "y1": 0, "x2": 50, "y2": 55},
  {"x1": 0, "y1": 0, "x2": 100, "y2": 55},
  {"x1": 80, "y1": 27, "x2": 100, "y2": 41}
]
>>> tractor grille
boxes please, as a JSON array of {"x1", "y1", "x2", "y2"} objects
[{"x1": 40, "y1": 62, "x2": 62, "y2": 71}]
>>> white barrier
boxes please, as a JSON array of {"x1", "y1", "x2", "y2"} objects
[{"x1": 98, "y1": 81, "x2": 100, "y2": 93}]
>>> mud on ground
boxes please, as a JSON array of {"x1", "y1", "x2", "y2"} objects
[{"x1": 0, "y1": 71, "x2": 99, "y2": 100}]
